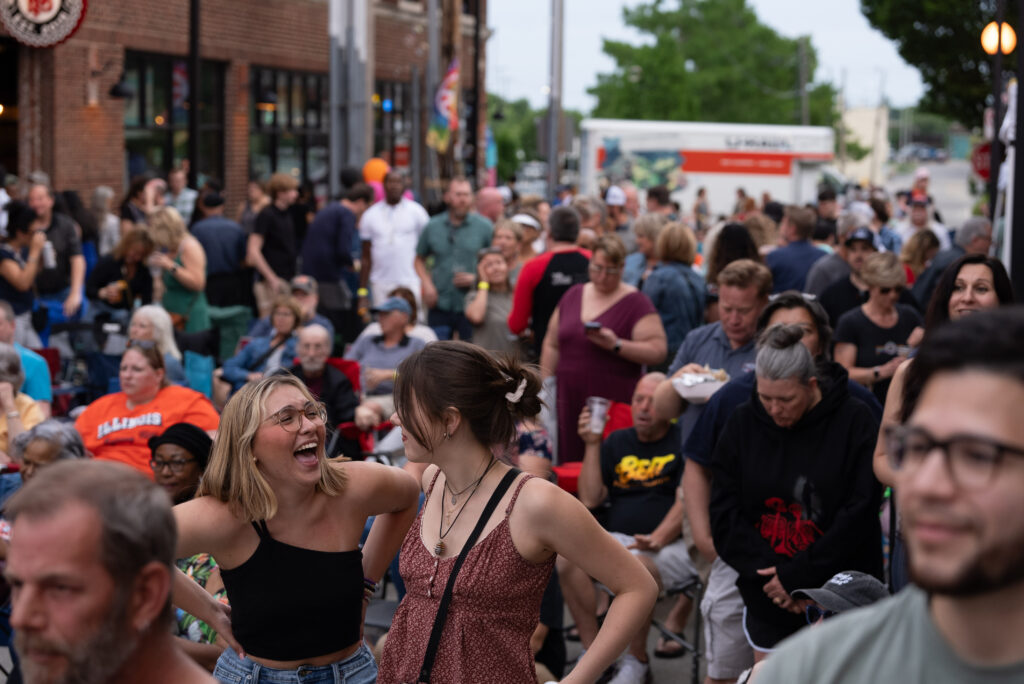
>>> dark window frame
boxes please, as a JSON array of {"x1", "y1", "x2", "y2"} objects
[
  {"x1": 123, "y1": 51, "x2": 225, "y2": 185},
  {"x1": 249, "y1": 66, "x2": 328, "y2": 187}
]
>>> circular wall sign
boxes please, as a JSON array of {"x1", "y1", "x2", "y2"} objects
[{"x1": 1, "y1": 0, "x2": 87, "y2": 48}]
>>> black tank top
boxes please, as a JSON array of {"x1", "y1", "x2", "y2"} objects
[{"x1": 218, "y1": 520, "x2": 364, "y2": 660}]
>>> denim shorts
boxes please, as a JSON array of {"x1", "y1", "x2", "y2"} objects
[{"x1": 213, "y1": 643, "x2": 377, "y2": 684}]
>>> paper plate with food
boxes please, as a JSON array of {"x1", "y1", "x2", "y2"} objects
[{"x1": 671, "y1": 365, "x2": 729, "y2": 404}]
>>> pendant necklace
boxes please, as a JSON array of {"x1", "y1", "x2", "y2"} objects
[
  {"x1": 434, "y1": 457, "x2": 496, "y2": 557},
  {"x1": 445, "y1": 453, "x2": 492, "y2": 506}
]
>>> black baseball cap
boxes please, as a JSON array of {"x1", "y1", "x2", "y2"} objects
[{"x1": 791, "y1": 571, "x2": 889, "y2": 613}]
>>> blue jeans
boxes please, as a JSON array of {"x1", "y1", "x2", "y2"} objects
[{"x1": 213, "y1": 643, "x2": 377, "y2": 684}]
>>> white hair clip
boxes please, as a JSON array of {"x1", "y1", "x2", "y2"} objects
[{"x1": 505, "y1": 378, "x2": 527, "y2": 404}]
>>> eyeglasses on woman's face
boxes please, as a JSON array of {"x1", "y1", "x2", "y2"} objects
[
  {"x1": 149, "y1": 457, "x2": 197, "y2": 474},
  {"x1": 263, "y1": 401, "x2": 327, "y2": 432}
]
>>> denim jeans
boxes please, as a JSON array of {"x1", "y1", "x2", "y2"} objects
[{"x1": 213, "y1": 643, "x2": 377, "y2": 684}]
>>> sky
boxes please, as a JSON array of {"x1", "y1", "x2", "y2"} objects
[{"x1": 486, "y1": 0, "x2": 925, "y2": 114}]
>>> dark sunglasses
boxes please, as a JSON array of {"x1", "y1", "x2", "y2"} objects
[{"x1": 805, "y1": 604, "x2": 837, "y2": 624}]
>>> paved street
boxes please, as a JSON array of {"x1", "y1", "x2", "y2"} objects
[{"x1": 886, "y1": 158, "x2": 975, "y2": 230}]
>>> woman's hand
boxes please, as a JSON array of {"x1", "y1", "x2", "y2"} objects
[
  {"x1": 364, "y1": 368, "x2": 394, "y2": 392},
  {"x1": 0, "y1": 382, "x2": 16, "y2": 414},
  {"x1": 246, "y1": 371, "x2": 263, "y2": 383},
  {"x1": 585, "y1": 325, "x2": 618, "y2": 351},
  {"x1": 757, "y1": 567, "x2": 801, "y2": 614},
  {"x1": 29, "y1": 229, "x2": 47, "y2": 252},
  {"x1": 577, "y1": 407, "x2": 601, "y2": 444},
  {"x1": 147, "y1": 252, "x2": 176, "y2": 271}
]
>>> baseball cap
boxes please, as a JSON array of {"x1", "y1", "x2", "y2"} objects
[
  {"x1": 914, "y1": 167, "x2": 930, "y2": 181},
  {"x1": 844, "y1": 226, "x2": 877, "y2": 248},
  {"x1": 371, "y1": 296, "x2": 412, "y2": 316},
  {"x1": 290, "y1": 275, "x2": 317, "y2": 295},
  {"x1": 605, "y1": 185, "x2": 627, "y2": 207},
  {"x1": 202, "y1": 192, "x2": 225, "y2": 208},
  {"x1": 791, "y1": 571, "x2": 889, "y2": 614}
]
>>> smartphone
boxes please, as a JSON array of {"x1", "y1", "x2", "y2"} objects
[{"x1": 584, "y1": 321, "x2": 602, "y2": 331}]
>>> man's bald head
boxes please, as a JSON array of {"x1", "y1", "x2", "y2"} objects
[{"x1": 476, "y1": 187, "x2": 504, "y2": 223}]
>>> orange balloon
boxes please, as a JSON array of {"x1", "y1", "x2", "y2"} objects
[{"x1": 362, "y1": 158, "x2": 390, "y2": 184}]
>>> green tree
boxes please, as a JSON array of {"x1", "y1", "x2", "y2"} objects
[
  {"x1": 861, "y1": 0, "x2": 998, "y2": 126},
  {"x1": 487, "y1": 94, "x2": 584, "y2": 182},
  {"x1": 589, "y1": 0, "x2": 836, "y2": 125}
]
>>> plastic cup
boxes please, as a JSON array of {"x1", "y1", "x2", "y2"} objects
[{"x1": 587, "y1": 396, "x2": 611, "y2": 434}]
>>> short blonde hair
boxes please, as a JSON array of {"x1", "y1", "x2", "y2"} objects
[
  {"x1": 593, "y1": 233, "x2": 626, "y2": 267},
  {"x1": 147, "y1": 207, "x2": 187, "y2": 251},
  {"x1": 861, "y1": 251, "x2": 906, "y2": 289},
  {"x1": 197, "y1": 374, "x2": 347, "y2": 521},
  {"x1": 656, "y1": 222, "x2": 697, "y2": 264},
  {"x1": 494, "y1": 219, "x2": 523, "y2": 243},
  {"x1": 632, "y1": 213, "x2": 667, "y2": 242},
  {"x1": 267, "y1": 172, "x2": 299, "y2": 200}
]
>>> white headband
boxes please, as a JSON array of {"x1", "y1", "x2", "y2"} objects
[{"x1": 510, "y1": 214, "x2": 541, "y2": 230}]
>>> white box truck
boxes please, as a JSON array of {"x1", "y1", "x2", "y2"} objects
[{"x1": 579, "y1": 118, "x2": 836, "y2": 218}]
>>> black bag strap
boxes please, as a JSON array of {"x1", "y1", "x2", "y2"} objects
[{"x1": 417, "y1": 468, "x2": 521, "y2": 684}]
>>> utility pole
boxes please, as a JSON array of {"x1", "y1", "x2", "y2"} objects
[
  {"x1": 187, "y1": 0, "x2": 200, "y2": 188},
  {"x1": 838, "y1": 68, "x2": 847, "y2": 174},
  {"x1": 798, "y1": 36, "x2": 809, "y2": 126},
  {"x1": 990, "y1": 0, "x2": 1006, "y2": 222},
  {"x1": 547, "y1": 0, "x2": 563, "y2": 197},
  {"x1": 328, "y1": 0, "x2": 343, "y2": 200},
  {"x1": 465, "y1": 0, "x2": 481, "y2": 186},
  {"x1": 330, "y1": 0, "x2": 371, "y2": 196}
]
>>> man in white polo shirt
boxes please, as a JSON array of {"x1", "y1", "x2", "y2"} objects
[{"x1": 357, "y1": 170, "x2": 430, "y2": 314}]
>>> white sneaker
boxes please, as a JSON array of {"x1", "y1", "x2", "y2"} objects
[{"x1": 608, "y1": 654, "x2": 651, "y2": 684}]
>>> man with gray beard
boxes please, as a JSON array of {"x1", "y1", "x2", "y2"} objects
[{"x1": 5, "y1": 460, "x2": 216, "y2": 684}]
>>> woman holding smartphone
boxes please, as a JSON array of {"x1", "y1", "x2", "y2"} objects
[{"x1": 540, "y1": 234, "x2": 667, "y2": 463}]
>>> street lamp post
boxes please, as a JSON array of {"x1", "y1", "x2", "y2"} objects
[{"x1": 982, "y1": 10, "x2": 1015, "y2": 222}]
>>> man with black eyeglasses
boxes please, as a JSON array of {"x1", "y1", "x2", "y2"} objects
[{"x1": 757, "y1": 307, "x2": 1024, "y2": 682}]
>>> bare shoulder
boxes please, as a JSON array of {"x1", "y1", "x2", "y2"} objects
[
  {"x1": 174, "y1": 496, "x2": 248, "y2": 557},
  {"x1": 330, "y1": 460, "x2": 419, "y2": 515}
]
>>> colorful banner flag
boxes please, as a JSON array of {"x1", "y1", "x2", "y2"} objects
[{"x1": 427, "y1": 59, "x2": 460, "y2": 153}]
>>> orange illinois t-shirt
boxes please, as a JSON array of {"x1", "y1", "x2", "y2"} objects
[{"x1": 75, "y1": 385, "x2": 219, "y2": 477}]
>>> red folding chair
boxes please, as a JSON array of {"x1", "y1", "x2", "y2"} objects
[
  {"x1": 553, "y1": 401, "x2": 634, "y2": 493},
  {"x1": 323, "y1": 358, "x2": 393, "y2": 456}
]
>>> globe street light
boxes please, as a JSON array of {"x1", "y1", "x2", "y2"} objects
[{"x1": 982, "y1": 21, "x2": 1016, "y2": 55}]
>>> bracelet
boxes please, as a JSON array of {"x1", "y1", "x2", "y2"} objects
[
  {"x1": 477, "y1": 281, "x2": 490, "y2": 291},
  {"x1": 357, "y1": 288, "x2": 369, "y2": 297}
]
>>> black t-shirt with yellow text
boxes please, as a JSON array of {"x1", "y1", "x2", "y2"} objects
[{"x1": 600, "y1": 423, "x2": 683, "y2": 536}]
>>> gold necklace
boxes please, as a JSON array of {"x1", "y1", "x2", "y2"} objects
[{"x1": 434, "y1": 458, "x2": 496, "y2": 557}]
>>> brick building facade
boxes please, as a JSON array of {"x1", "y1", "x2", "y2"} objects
[{"x1": 0, "y1": 0, "x2": 487, "y2": 212}]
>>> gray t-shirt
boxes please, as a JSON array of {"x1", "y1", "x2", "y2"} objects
[
  {"x1": 757, "y1": 586, "x2": 1024, "y2": 683},
  {"x1": 344, "y1": 334, "x2": 427, "y2": 395},
  {"x1": 667, "y1": 322, "x2": 756, "y2": 442},
  {"x1": 465, "y1": 289, "x2": 515, "y2": 354},
  {"x1": 804, "y1": 252, "x2": 850, "y2": 297}
]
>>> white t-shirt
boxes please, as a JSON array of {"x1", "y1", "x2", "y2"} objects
[
  {"x1": 0, "y1": 188, "x2": 10, "y2": 236},
  {"x1": 896, "y1": 219, "x2": 951, "y2": 251},
  {"x1": 359, "y1": 198, "x2": 430, "y2": 286}
]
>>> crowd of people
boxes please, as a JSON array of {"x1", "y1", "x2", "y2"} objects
[{"x1": 0, "y1": 159, "x2": 1021, "y2": 684}]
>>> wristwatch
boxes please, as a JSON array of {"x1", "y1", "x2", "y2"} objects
[
  {"x1": 613, "y1": 339, "x2": 623, "y2": 354},
  {"x1": 872, "y1": 366, "x2": 880, "y2": 380}
]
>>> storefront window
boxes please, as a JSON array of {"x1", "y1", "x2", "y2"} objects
[
  {"x1": 123, "y1": 52, "x2": 225, "y2": 186},
  {"x1": 249, "y1": 66, "x2": 328, "y2": 197}
]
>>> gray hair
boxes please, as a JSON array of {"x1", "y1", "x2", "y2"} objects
[
  {"x1": 298, "y1": 323, "x2": 331, "y2": 345},
  {"x1": 755, "y1": 324, "x2": 817, "y2": 384},
  {"x1": 131, "y1": 305, "x2": 182, "y2": 361},
  {"x1": 632, "y1": 213, "x2": 668, "y2": 242},
  {"x1": 571, "y1": 195, "x2": 607, "y2": 224},
  {"x1": 0, "y1": 342, "x2": 24, "y2": 388},
  {"x1": 836, "y1": 211, "x2": 868, "y2": 242},
  {"x1": 90, "y1": 185, "x2": 115, "y2": 212},
  {"x1": 955, "y1": 217, "x2": 991, "y2": 249},
  {"x1": 6, "y1": 460, "x2": 177, "y2": 627},
  {"x1": 9, "y1": 419, "x2": 87, "y2": 464}
]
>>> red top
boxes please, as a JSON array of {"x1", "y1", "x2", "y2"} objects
[
  {"x1": 507, "y1": 247, "x2": 592, "y2": 334},
  {"x1": 378, "y1": 471, "x2": 555, "y2": 684}
]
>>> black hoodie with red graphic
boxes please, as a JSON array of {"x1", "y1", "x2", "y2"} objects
[{"x1": 709, "y1": 362, "x2": 883, "y2": 635}]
